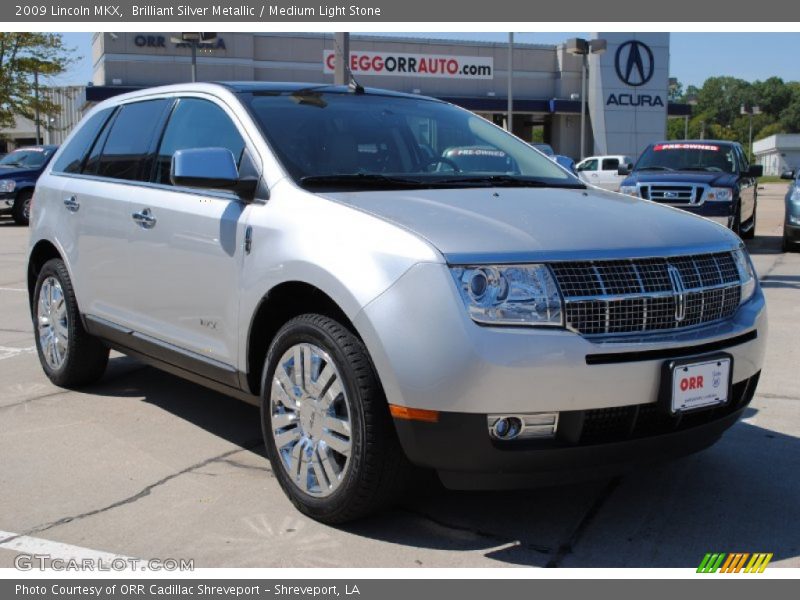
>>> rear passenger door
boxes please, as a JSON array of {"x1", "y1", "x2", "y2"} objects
[
  {"x1": 124, "y1": 96, "x2": 253, "y2": 380},
  {"x1": 597, "y1": 157, "x2": 621, "y2": 190}
]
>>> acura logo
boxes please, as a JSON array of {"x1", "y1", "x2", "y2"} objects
[
  {"x1": 615, "y1": 40, "x2": 654, "y2": 87},
  {"x1": 667, "y1": 265, "x2": 687, "y2": 322}
]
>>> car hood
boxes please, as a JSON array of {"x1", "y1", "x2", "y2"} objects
[
  {"x1": 322, "y1": 186, "x2": 739, "y2": 263},
  {"x1": 622, "y1": 171, "x2": 738, "y2": 187},
  {"x1": 0, "y1": 165, "x2": 40, "y2": 179}
]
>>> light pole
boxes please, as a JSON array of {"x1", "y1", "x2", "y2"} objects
[
  {"x1": 740, "y1": 104, "x2": 762, "y2": 162},
  {"x1": 33, "y1": 69, "x2": 41, "y2": 145},
  {"x1": 333, "y1": 32, "x2": 350, "y2": 86},
  {"x1": 170, "y1": 33, "x2": 217, "y2": 82},
  {"x1": 566, "y1": 37, "x2": 606, "y2": 160},
  {"x1": 507, "y1": 32, "x2": 514, "y2": 134},
  {"x1": 686, "y1": 95, "x2": 698, "y2": 140}
]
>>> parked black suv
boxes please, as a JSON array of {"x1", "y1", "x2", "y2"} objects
[
  {"x1": 0, "y1": 145, "x2": 58, "y2": 225},
  {"x1": 618, "y1": 141, "x2": 762, "y2": 239}
]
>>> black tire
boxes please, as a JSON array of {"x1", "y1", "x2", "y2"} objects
[
  {"x1": 784, "y1": 231, "x2": 797, "y2": 253},
  {"x1": 32, "y1": 259, "x2": 109, "y2": 387},
  {"x1": 260, "y1": 313, "x2": 413, "y2": 523},
  {"x1": 730, "y1": 205, "x2": 742, "y2": 237},
  {"x1": 12, "y1": 189, "x2": 32, "y2": 226},
  {"x1": 741, "y1": 201, "x2": 756, "y2": 240}
]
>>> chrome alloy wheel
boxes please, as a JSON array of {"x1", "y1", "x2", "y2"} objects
[
  {"x1": 22, "y1": 196, "x2": 31, "y2": 222},
  {"x1": 37, "y1": 276, "x2": 69, "y2": 370},
  {"x1": 270, "y1": 343, "x2": 352, "y2": 497}
]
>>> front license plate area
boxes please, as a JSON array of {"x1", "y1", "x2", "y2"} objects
[{"x1": 661, "y1": 354, "x2": 733, "y2": 415}]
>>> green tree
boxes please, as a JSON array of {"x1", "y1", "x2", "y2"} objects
[
  {"x1": 0, "y1": 33, "x2": 73, "y2": 131},
  {"x1": 695, "y1": 76, "x2": 754, "y2": 128}
]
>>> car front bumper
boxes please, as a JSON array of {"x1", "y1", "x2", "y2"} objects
[
  {"x1": 0, "y1": 192, "x2": 14, "y2": 214},
  {"x1": 354, "y1": 262, "x2": 766, "y2": 481}
]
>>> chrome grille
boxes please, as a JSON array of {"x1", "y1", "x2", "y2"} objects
[
  {"x1": 640, "y1": 184, "x2": 703, "y2": 204},
  {"x1": 550, "y1": 252, "x2": 742, "y2": 336}
]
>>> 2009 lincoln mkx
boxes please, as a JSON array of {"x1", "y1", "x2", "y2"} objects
[{"x1": 27, "y1": 82, "x2": 766, "y2": 523}]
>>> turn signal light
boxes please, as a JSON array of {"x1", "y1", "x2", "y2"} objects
[{"x1": 389, "y1": 404, "x2": 440, "y2": 423}]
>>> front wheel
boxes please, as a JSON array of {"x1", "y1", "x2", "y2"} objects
[
  {"x1": 32, "y1": 259, "x2": 109, "y2": 387},
  {"x1": 12, "y1": 190, "x2": 32, "y2": 226},
  {"x1": 741, "y1": 201, "x2": 757, "y2": 240},
  {"x1": 261, "y1": 314, "x2": 412, "y2": 523}
]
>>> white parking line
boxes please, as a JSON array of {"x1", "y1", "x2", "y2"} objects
[
  {"x1": 0, "y1": 346, "x2": 36, "y2": 361},
  {"x1": 0, "y1": 530, "x2": 131, "y2": 562},
  {"x1": 0, "y1": 287, "x2": 26, "y2": 292}
]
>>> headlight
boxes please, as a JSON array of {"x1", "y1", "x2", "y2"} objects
[
  {"x1": 450, "y1": 264, "x2": 563, "y2": 326},
  {"x1": 705, "y1": 187, "x2": 733, "y2": 202},
  {"x1": 619, "y1": 185, "x2": 638, "y2": 197},
  {"x1": 0, "y1": 179, "x2": 16, "y2": 193},
  {"x1": 790, "y1": 186, "x2": 800, "y2": 202},
  {"x1": 732, "y1": 247, "x2": 756, "y2": 304}
]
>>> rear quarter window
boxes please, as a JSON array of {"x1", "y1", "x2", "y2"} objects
[{"x1": 51, "y1": 107, "x2": 115, "y2": 174}]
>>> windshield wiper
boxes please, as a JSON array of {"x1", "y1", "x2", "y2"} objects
[
  {"x1": 0, "y1": 162, "x2": 22, "y2": 167},
  {"x1": 299, "y1": 174, "x2": 427, "y2": 188},
  {"x1": 431, "y1": 175, "x2": 585, "y2": 188},
  {"x1": 637, "y1": 166, "x2": 674, "y2": 171}
]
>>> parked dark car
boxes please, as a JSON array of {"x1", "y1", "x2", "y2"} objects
[
  {"x1": 0, "y1": 145, "x2": 58, "y2": 225},
  {"x1": 780, "y1": 168, "x2": 800, "y2": 251},
  {"x1": 618, "y1": 141, "x2": 762, "y2": 239},
  {"x1": 531, "y1": 142, "x2": 577, "y2": 174}
]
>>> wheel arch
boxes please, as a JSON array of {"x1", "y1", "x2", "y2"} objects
[
  {"x1": 244, "y1": 280, "x2": 364, "y2": 397},
  {"x1": 27, "y1": 239, "x2": 65, "y2": 310}
]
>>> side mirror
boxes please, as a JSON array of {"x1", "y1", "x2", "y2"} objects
[
  {"x1": 171, "y1": 147, "x2": 257, "y2": 199},
  {"x1": 745, "y1": 165, "x2": 763, "y2": 178},
  {"x1": 780, "y1": 169, "x2": 795, "y2": 180},
  {"x1": 617, "y1": 165, "x2": 632, "y2": 176}
]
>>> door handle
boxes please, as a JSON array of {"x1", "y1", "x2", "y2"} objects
[
  {"x1": 132, "y1": 208, "x2": 157, "y2": 229},
  {"x1": 63, "y1": 196, "x2": 80, "y2": 212}
]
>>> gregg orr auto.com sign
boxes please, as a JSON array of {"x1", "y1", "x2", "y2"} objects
[{"x1": 323, "y1": 50, "x2": 493, "y2": 79}]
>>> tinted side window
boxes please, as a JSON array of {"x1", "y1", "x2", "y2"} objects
[
  {"x1": 601, "y1": 158, "x2": 620, "y2": 171},
  {"x1": 578, "y1": 159, "x2": 598, "y2": 172},
  {"x1": 154, "y1": 98, "x2": 245, "y2": 185},
  {"x1": 96, "y1": 99, "x2": 171, "y2": 182},
  {"x1": 51, "y1": 108, "x2": 114, "y2": 174}
]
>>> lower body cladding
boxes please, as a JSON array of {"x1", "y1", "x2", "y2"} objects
[{"x1": 354, "y1": 262, "x2": 767, "y2": 489}]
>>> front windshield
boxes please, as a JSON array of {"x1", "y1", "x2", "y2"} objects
[
  {"x1": 242, "y1": 90, "x2": 580, "y2": 189},
  {"x1": 635, "y1": 142, "x2": 737, "y2": 174},
  {"x1": 0, "y1": 148, "x2": 52, "y2": 169}
]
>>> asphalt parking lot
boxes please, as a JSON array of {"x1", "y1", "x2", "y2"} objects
[{"x1": 0, "y1": 184, "x2": 798, "y2": 569}]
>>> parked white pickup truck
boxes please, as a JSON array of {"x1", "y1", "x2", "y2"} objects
[{"x1": 576, "y1": 154, "x2": 634, "y2": 191}]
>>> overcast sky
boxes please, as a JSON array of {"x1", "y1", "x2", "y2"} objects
[{"x1": 52, "y1": 32, "x2": 800, "y2": 90}]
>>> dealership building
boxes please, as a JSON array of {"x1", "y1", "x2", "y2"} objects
[{"x1": 3, "y1": 32, "x2": 689, "y2": 160}]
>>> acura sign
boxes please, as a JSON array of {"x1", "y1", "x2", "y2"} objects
[
  {"x1": 606, "y1": 38, "x2": 664, "y2": 107},
  {"x1": 614, "y1": 40, "x2": 654, "y2": 86}
]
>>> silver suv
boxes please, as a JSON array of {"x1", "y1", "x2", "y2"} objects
[{"x1": 28, "y1": 83, "x2": 766, "y2": 523}]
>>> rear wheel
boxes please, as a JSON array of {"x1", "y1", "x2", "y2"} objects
[
  {"x1": 12, "y1": 190, "x2": 32, "y2": 226},
  {"x1": 261, "y1": 314, "x2": 412, "y2": 523},
  {"x1": 33, "y1": 259, "x2": 109, "y2": 387}
]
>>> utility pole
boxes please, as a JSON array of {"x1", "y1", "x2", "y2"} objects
[
  {"x1": 334, "y1": 32, "x2": 350, "y2": 86},
  {"x1": 566, "y1": 38, "x2": 606, "y2": 160},
  {"x1": 34, "y1": 69, "x2": 41, "y2": 145},
  {"x1": 507, "y1": 32, "x2": 514, "y2": 134}
]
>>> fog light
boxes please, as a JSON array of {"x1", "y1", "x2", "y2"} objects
[{"x1": 488, "y1": 412, "x2": 558, "y2": 441}]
